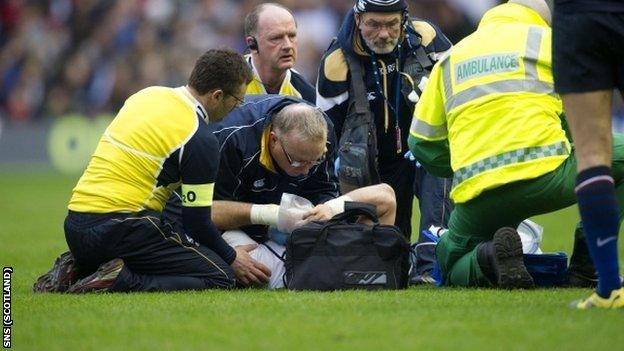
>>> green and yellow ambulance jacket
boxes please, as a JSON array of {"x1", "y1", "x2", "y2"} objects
[
  {"x1": 69, "y1": 86, "x2": 218, "y2": 214},
  {"x1": 409, "y1": 3, "x2": 571, "y2": 204}
]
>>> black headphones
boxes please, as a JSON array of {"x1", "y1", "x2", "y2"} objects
[{"x1": 247, "y1": 36, "x2": 259, "y2": 52}]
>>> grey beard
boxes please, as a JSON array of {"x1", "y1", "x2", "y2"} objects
[{"x1": 363, "y1": 37, "x2": 399, "y2": 54}]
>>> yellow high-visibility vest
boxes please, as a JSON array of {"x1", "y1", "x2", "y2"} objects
[{"x1": 410, "y1": 3, "x2": 570, "y2": 203}]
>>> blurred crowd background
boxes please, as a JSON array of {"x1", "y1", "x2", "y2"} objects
[{"x1": 0, "y1": 0, "x2": 504, "y2": 124}]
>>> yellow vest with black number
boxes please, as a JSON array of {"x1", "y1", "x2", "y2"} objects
[
  {"x1": 69, "y1": 86, "x2": 214, "y2": 213},
  {"x1": 410, "y1": 3, "x2": 570, "y2": 203}
]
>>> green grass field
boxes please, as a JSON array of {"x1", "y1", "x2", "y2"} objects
[{"x1": 2, "y1": 171, "x2": 623, "y2": 351}]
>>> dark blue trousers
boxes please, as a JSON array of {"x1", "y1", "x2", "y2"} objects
[
  {"x1": 413, "y1": 165, "x2": 453, "y2": 276},
  {"x1": 64, "y1": 211, "x2": 235, "y2": 292},
  {"x1": 381, "y1": 159, "x2": 453, "y2": 276}
]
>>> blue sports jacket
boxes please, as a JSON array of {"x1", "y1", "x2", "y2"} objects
[{"x1": 164, "y1": 95, "x2": 339, "y2": 242}]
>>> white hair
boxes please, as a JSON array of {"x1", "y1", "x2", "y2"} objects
[{"x1": 272, "y1": 103, "x2": 327, "y2": 142}]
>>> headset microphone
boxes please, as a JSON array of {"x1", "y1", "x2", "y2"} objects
[{"x1": 248, "y1": 36, "x2": 259, "y2": 53}]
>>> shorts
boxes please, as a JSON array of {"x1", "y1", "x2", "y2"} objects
[{"x1": 553, "y1": 11, "x2": 624, "y2": 93}]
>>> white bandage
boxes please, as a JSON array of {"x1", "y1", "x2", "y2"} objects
[
  {"x1": 250, "y1": 204, "x2": 280, "y2": 226},
  {"x1": 324, "y1": 195, "x2": 353, "y2": 217}
]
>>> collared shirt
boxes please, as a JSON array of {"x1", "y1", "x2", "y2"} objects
[
  {"x1": 213, "y1": 96, "x2": 338, "y2": 242},
  {"x1": 244, "y1": 54, "x2": 316, "y2": 103}
]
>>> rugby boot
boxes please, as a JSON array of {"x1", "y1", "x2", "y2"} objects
[
  {"x1": 478, "y1": 227, "x2": 535, "y2": 289},
  {"x1": 571, "y1": 288, "x2": 624, "y2": 310},
  {"x1": 33, "y1": 251, "x2": 80, "y2": 293},
  {"x1": 68, "y1": 258, "x2": 125, "y2": 293}
]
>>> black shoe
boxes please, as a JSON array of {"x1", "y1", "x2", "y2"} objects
[
  {"x1": 566, "y1": 270, "x2": 598, "y2": 288},
  {"x1": 566, "y1": 227, "x2": 598, "y2": 288},
  {"x1": 33, "y1": 251, "x2": 80, "y2": 293},
  {"x1": 565, "y1": 227, "x2": 624, "y2": 287},
  {"x1": 68, "y1": 258, "x2": 125, "y2": 293},
  {"x1": 479, "y1": 228, "x2": 535, "y2": 289}
]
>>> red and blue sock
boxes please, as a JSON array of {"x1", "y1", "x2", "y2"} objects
[{"x1": 575, "y1": 166, "x2": 621, "y2": 298}]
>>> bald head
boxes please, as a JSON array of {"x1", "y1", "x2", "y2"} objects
[
  {"x1": 509, "y1": 0, "x2": 551, "y2": 25},
  {"x1": 273, "y1": 103, "x2": 327, "y2": 143},
  {"x1": 270, "y1": 103, "x2": 328, "y2": 176},
  {"x1": 244, "y1": 3, "x2": 298, "y2": 75},
  {"x1": 244, "y1": 3, "x2": 296, "y2": 37}
]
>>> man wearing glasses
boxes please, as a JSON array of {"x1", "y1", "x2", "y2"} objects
[
  {"x1": 316, "y1": 0, "x2": 453, "y2": 284},
  {"x1": 33, "y1": 50, "x2": 270, "y2": 293},
  {"x1": 226, "y1": 92, "x2": 245, "y2": 112},
  {"x1": 184, "y1": 95, "x2": 396, "y2": 289}
]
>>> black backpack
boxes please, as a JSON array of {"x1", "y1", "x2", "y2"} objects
[{"x1": 336, "y1": 54, "x2": 380, "y2": 193}]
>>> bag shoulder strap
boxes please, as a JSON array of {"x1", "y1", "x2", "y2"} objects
[
  {"x1": 339, "y1": 50, "x2": 381, "y2": 185},
  {"x1": 343, "y1": 51, "x2": 373, "y2": 116},
  {"x1": 413, "y1": 44, "x2": 434, "y2": 70}
]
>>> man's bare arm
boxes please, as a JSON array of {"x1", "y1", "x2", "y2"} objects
[{"x1": 212, "y1": 200, "x2": 279, "y2": 230}]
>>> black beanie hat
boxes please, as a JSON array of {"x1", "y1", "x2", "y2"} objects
[{"x1": 353, "y1": 0, "x2": 408, "y2": 13}]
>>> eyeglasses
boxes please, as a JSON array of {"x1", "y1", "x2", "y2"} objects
[
  {"x1": 362, "y1": 19, "x2": 401, "y2": 32},
  {"x1": 226, "y1": 93, "x2": 245, "y2": 109},
  {"x1": 278, "y1": 138, "x2": 326, "y2": 168}
]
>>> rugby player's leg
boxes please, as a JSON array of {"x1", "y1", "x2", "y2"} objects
[{"x1": 66, "y1": 213, "x2": 235, "y2": 292}]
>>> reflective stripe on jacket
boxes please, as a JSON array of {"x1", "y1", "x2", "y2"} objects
[{"x1": 410, "y1": 3, "x2": 570, "y2": 203}]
